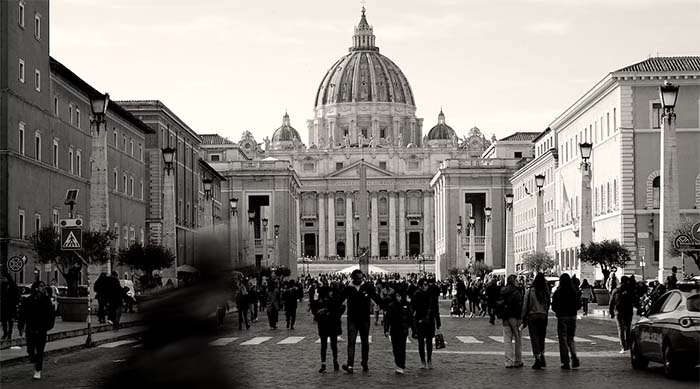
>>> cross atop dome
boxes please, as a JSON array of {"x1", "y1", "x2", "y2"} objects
[{"x1": 351, "y1": 6, "x2": 378, "y2": 52}]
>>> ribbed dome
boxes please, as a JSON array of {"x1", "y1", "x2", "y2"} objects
[
  {"x1": 427, "y1": 110, "x2": 455, "y2": 140},
  {"x1": 272, "y1": 112, "x2": 300, "y2": 142},
  {"x1": 314, "y1": 8, "x2": 415, "y2": 108}
]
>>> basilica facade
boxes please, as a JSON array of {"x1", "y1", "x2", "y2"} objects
[{"x1": 203, "y1": 9, "x2": 534, "y2": 278}]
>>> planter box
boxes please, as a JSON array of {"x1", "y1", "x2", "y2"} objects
[
  {"x1": 57, "y1": 297, "x2": 88, "y2": 322},
  {"x1": 593, "y1": 289, "x2": 610, "y2": 306}
]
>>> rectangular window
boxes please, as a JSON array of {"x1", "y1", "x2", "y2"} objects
[
  {"x1": 69, "y1": 105, "x2": 73, "y2": 124},
  {"x1": 652, "y1": 103, "x2": 662, "y2": 129},
  {"x1": 130, "y1": 140, "x2": 134, "y2": 156},
  {"x1": 336, "y1": 162, "x2": 344, "y2": 170},
  {"x1": 19, "y1": 58, "x2": 25, "y2": 83},
  {"x1": 19, "y1": 1, "x2": 25, "y2": 27},
  {"x1": 76, "y1": 108, "x2": 81, "y2": 129},
  {"x1": 76, "y1": 150, "x2": 82, "y2": 177},
  {"x1": 210, "y1": 154, "x2": 220, "y2": 162},
  {"x1": 302, "y1": 162, "x2": 315, "y2": 171},
  {"x1": 34, "y1": 213, "x2": 41, "y2": 232},
  {"x1": 69, "y1": 148, "x2": 74, "y2": 173},
  {"x1": 130, "y1": 177, "x2": 134, "y2": 196},
  {"x1": 52, "y1": 139, "x2": 58, "y2": 167},
  {"x1": 380, "y1": 221, "x2": 387, "y2": 226},
  {"x1": 54, "y1": 96, "x2": 59, "y2": 116},
  {"x1": 407, "y1": 160, "x2": 420, "y2": 170},
  {"x1": 34, "y1": 69, "x2": 40, "y2": 91},
  {"x1": 380, "y1": 128, "x2": 386, "y2": 138},
  {"x1": 140, "y1": 180, "x2": 144, "y2": 200},
  {"x1": 139, "y1": 144, "x2": 143, "y2": 161},
  {"x1": 379, "y1": 161, "x2": 387, "y2": 169},
  {"x1": 19, "y1": 210, "x2": 25, "y2": 239},
  {"x1": 113, "y1": 130, "x2": 118, "y2": 145},
  {"x1": 35, "y1": 132, "x2": 41, "y2": 161},
  {"x1": 114, "y1": 169, "x2": 118, "y2": 190},
  {"x1": 613, "y1": 108, "x2": 617, "y2": 132},
  {"x1": 123, "y1": 174, "x2": 128, "y2": 193},
  {"x1": 18, "y1": 122, "x2": 25, "y2": 155},
  {"x1": 34, "y1": 13, "x2": 41, "y2": 39}
]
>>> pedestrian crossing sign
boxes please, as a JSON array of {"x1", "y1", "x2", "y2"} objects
[{"x1": 61, "y1": 227, "x2": 82, "y2": 250}]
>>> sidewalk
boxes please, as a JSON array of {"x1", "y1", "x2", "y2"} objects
[{"x1": 0, "y1": 312, "x2": 142, "y2": 350}]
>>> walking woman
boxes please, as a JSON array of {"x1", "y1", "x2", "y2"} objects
[
  {"x1": 266, "y1": 282, "x2": 282, "y2": 330},
  {"x1": 579, "y1": 279, "x2": 593, "y2": 316},
  {"x1": 499, "y1": 274, "x2": 524, "y2": 368},
  {"x1": 315, "y1": 286, "x2": 344, "y2": 373},
  {"x1": 412, "y1": 278, "x2": 441, "y2": 369},
  {"x1": 551, "y1": 273, "x2": 581, "y2": 370},
  {"x1": 521, "y1": 272, "x2": 550, "y2": 369},
  {"x1": 1, "y1": 273, "x2": 19, "y2": 339}
]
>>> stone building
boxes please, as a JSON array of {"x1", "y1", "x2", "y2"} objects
[{"x1": 0, "y1": 0, "x2": 149, "y2": 282}]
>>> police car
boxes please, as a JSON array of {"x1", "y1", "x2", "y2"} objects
[{"x1": 630, "y1": 281, "x2": 700, "y2": 378}]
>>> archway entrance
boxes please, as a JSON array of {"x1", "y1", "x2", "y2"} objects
[
  {"x1": 304, "y1": 233, "x2": 316, "y2": 257},
  {"x1": 337, "y1": 242, "x2": 346, "y2": 258},
  {"x1": 408, "y1": 232, "x2": 421, "y2": 256},
  {"x1": 379, "y1": 241, "x2": 388, "y2": 257}
]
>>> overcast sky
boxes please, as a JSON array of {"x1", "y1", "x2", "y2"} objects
[{"x1": 51, "y1": 0, "x2": 700, "y2": 142}]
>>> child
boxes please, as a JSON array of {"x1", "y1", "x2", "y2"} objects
[{"x1": 384, "y1": 289, "x2": 415, "y2": 375}]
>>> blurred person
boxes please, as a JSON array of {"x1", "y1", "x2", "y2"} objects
[
  {"x1": 486, "y1": 278, "x2": 502, "y2": 325},
  {"x1": 315, "y1": 286, "x2": 344, "y2": 373},
  {"x1": 498, "y1": 274, "x2": 523, "y2": 368},
  {"x1": 283, "y1": 280, "x2": 300, "y2": 330},
  {"x1": 18, "y1": 281, "x2": 55, "y2": 380},
  {"x1": 1, "y1": 273, "x2": 19, "y2": 339},
  {"x1": 385, "y1": 288, "x2": 414, "y2": 375},
  {"x1": 609, "y1": 276, "x2": 635, "y2": 353},
  {"x1": 266, "y1": 282, "x2": 281, "y2": 329},
  {"x1": 237, "y1": 282, "x2": 249, "y2": 330},
  {"x1": 106, "y1": 271, "x2": 124, "y2": 330},
  {"x1": 552, "y1": 273, "x2": 581, "y2": 370},
  {"x1": 339, "y1": 269, "x2": 384, "y2": 374},
  {"x1": 412, "y1": 278, "x2": 440, "y2": 369},
  {"x1": 522, "y1": 273, "x2": 550, "y2": 369},
  {"x1": 94, "y1": 272, "x2": 109, "y2": 324},
  {"x1": 248, "y1": 283, "x2": 259, "y2": 323},
  {"x1": 579, "y1": 279, "x2": 593, "y2": 316}
]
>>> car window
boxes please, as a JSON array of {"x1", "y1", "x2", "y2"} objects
[
  {"x1": 660, "y1": 292, "x2": 682, "y2": 313},
  {"x1": 647, "y1": 293, "x2": 670, "y2": 316},
  {"x1": 687, "y1": 294, "x2": 700, "y2": 312}
]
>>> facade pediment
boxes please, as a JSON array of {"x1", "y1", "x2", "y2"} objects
[{"x1": 327, "y1": 160, "x2": 394, "y2": 179}]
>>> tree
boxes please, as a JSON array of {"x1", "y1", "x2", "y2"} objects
[
  {"x1": 471, "y1": 261, "x2": 493, "y2": 278},
  {"x1": 578, "y1": 240, "x2": 630, "y2": 286},
  {"x1": 118, "y1": 243, "x2": 174, "y2": 290},
  {"x1": 522, "y1": 251, "x2": 555, "y2": 273},
  {"x1": 666, "y1": 220, "x2": 700, "y2": 273},
  {"x1": 30, "y1": 227, "x2": 114, "y2": 297}
]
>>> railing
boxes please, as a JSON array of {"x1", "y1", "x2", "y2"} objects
[{"x1": 254, "y1": 239, "x2": 262, "y2": 248}]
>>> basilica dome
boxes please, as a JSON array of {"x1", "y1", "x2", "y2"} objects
[
  {"x1": 426, "y1": 110, "x2": 456, "y2": 140},
  {"x1": 314, "y1": 8, "x2": 415, "y2": 108},
  {"x1": 270, "y1": 112, "x2": 301, "y2": 150}
]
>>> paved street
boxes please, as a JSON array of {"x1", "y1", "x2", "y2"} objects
[{"x1": 1, "y1": 300, "x2": 697, "y2": 388}]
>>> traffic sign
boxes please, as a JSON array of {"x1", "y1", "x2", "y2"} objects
[
  {"x1": 61, "y1": 227, "x2": 82, "y2": 250},
  {"x1": 673, "y1": 234, "x2": 700, "y2": 251},
  {"x1": 59, "y1": 218, "x2": 83, "y2": 228},
  {"x1": 7, "y1": 255, "x2": 26, "y2": 273},
  {"x1": 692, "y1": 222, "x2": 700, "y2": 242}
]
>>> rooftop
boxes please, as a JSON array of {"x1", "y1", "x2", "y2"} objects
[
  {"x1": 200, "y1": 134, "x2": 235, "y2": 145},
  {"x1": 499, "y1": 132, "x2": 541, "y2": 142},
  {"x1": 616, "y1": 56, "x2": 700, "y2": 73}
]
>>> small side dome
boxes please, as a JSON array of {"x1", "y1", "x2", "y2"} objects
[
  {"x1": 271, "y1": 112, "x2": 301, "y2": 150},
  {"x1": 426, "y1": 110, "x2": 456, "y2": 145}
]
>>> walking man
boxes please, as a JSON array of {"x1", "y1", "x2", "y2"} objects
[
  {"x1": 18, "y1": 281, "x2": 55, "y2": 380},
  {"x1": 339, "y1": 269, "x2": 384, "y2": 374},
  {"x1": 609, "y1": 276, "x2": 635, "y2": 353}
]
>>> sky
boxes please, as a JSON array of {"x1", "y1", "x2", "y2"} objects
[{"x1": 50, "y1": 0, "x2": 700, "y2": 142}]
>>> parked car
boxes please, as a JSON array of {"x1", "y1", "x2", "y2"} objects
[{"x1": 630, "y1": 282, "x2": 700, "y2": 379}]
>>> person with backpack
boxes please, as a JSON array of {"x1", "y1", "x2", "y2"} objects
[
  {"x1": 609, "y1": 276, "x2": 635, "y2": 353},
  {"x1": 497, "y1": 274, "x2": 524, "y2": 368},
  {"x1": 315, "y1": 286, "x2": 344, "y2": 373},
  {"x1": 551, "y1": 273, "x2": 581, "y2": 370},
  {"x1": 384, "y1": 288, "x2": 415, "y2": 375},
  {"x1": 521, "y1": 272, "x2": 550, "y2": 369}
]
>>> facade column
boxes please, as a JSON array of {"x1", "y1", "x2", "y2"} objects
[
  {"x1": 295, "y1": 196, "x2": 301, "y2": 263},
  {"x1": 388, "y1": 192, "x2": 397, "y2": 258},
  {"x1": 248, "y1": 211, "x2": 255, "y2": 267},
  {"x1": 660, "y1": 105, "x2": 681, "y2": 281},
  {"x1": 327, "y1": 192, "x2": 336, "y2": 258},
  {"x1": 423, "y1": 191, "x2": 434, "y2": 257},
  {"x1": 398, "y1": 192, "x2": 406, "y2": 259},
  {"x1": 505, "y1": 201, "x2": 515, "y2": 276},
  {"x1": 345, "y1": 192, "x2": 354, "y2": 259},
  {"x1": 318, "y1": 192, "x2": 326, "y2": 259},
  {"x1": 580, "y1": 160, "x2": 595, "y2": 281},
  {"x1": 370, "y1": 192, "x2": 379, "y2": 258},
  {"x1": 485, "y1": 211, "x2": 493, "y2": 267}
]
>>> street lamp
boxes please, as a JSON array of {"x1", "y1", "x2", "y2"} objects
[
  {"x1": 89, "y1": 93, "x2": 110, "y2": 128},
  {"x1": 274, "y1": 224, "x2": 280, "y2": 267},
  {"x1": 504, "y1": 193, "x2": 514, "y2": 209},
  {"x1": 247, "y1": 210, "x2": 255, "y2": 267},
  {"x1": 161, "y1": 147, "x2": 176, "y2": 175},
  {"x1": 484, "y1": 207, "x2": 492, "y2": 222},
  {"x1": 535, "y1": 174, "x2": 545, "y2": 194},
  {"x1": 658, "y1": 81, "x2": 680, "y2": 282},
  {"x1": 579, "y1": 142, "x2": 593, "y2": 162},
  {"x1": 456, "y1": 216, "x2": 463, "y2": 234},
  {"x1": 262, "y1": 218, "x2": 269, "y2": 267},
  {"x1": 202, "y1": 177, "x2": 213, "y2": 200},
  {"x1": 228, "y1": 197, "x2": 238, "y2": 268},
  {"x1": 248, "y1": 209, "x2": 255, "y2": 223},
  {"x1": 469, "y1": 216, "x2": 475, "y2": 228},
  {"x1": 659, "y1": 81, "x2": 679, "y2": 112},
  {"x1": 504, "y1": 193, "x2": 514, "y2": 276},
  {"x1": 229, "y1": 198, "x2": 238, "y2": 215}
]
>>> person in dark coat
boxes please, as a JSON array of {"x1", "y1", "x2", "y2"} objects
[
  {"x1": 237, "y1": 283, "x2": 249, "y2": 330},
  {"x1": 412, "y1": 278, "x2": 441, "y2": 369},
  {"x1": 338, "y1": 269, "x2": 384, "y2": 374},
  {"x1": 551, "y1": 273, "x2": 581, "y2": 370},
  {"x1": 521, "y1": 272, "x2": 550, "y2": 369},
  {"x1": 315, "y1": 286, "x2": 344, "y2": 373},
  {"x1": 384, "y1": 287, "x2": 414, "y2": 375},
  {"x1": 609, "y1": 276, "x2": 635, "y2": 353},
  {"x1": 105, "y1": 272, "x2": 124, "y2": 330},
  {"x1": 94, "y1": 272, "x2": 109, "y2": 324},
  {"x1": 266, "y1": 282, "x2": 281, "y2": 330},
  {"x1": 485, "y1": 278, "x2": 502, "y2": 325},
  {"x1": 1, "y1": 273, "x2": 19, "y2": 339},
  {"x1": 18, "y1": 281, "x2": 55, "y2": 380},
  {"x1": 499, "y1": 274, "x2": 524, "y2": 368},
  {"x1": 283, "y1": 280, "x2": 300, "y2": 330}
]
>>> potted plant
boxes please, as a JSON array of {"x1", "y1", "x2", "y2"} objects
[
  {"x1": 578, "y1": 240, "x2": 630, "y2": 306},
  {"x1": 30, "y1": 227, "x2": 114, "y2": 321}
]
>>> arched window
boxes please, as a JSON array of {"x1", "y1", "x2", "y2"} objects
[
  {"x1": 613, "y1": 179, "x2": 618, "y2": 209},
  {"x1": 652, "y1": 176, "x2": 660, "y2": 209}
]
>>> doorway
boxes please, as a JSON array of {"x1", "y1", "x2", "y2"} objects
[
  {"x1": 337, "y1": 242, "x2": 346, "y2": 258},
  {"x1": 304, "y1": 233, "x2": 316, "y2": 257},
  {"x1": 379, "y1": 241, "x2": 388, "y2": 257},
  {"x1": 408, "y1": 232, "x2": 421, "y2": 256}
]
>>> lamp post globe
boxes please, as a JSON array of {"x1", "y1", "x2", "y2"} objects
[
  {"x1": 659, "y1": 81, "x2": 679, "y2": 111},
  {"x1": 484, "y1": 207, "x2": 492, "y2": 221},
  {"x1": 504, "y1": 193, "x2": 514, "y2": 207},
  {"x1": 229, "y1": 197, "x2": 238, "y2": 214},
  {"x1": 161, "y1": 147, "x2": 176, "y2": 174},
  {"x1": 535, "y1": 174, "x2": 546, "y2": 189},
  {"x1": 90, "y1": 93, "x2": 110, "y2": 119},
  {"x1": 579, "y1": 142, "x2": 593, "y2": 161}
]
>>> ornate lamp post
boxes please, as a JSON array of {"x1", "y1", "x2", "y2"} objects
[
  {"x1": 468, "y1": 215, "x2": 476, "y2": 267},
  {"x1": 484, "y1": 207, "x2": 492, "y2": 266},
  {"x1": 579, "y1": 142, "x2": 595, "y2": 281},
  {"x1": 229, "y1": 198, "x2": 238, "y2": 268},
  {"x1": 262, "y1": 218, "x2": 269, "y2": 268},
  {"x1": 202, "y1": 177, "x2": 214, "y2": 230},
  {"x1": 535, "y1": 173, "x2": 546, "y2": 253},
  {"x1": 274, "y1": 224, "x2": 280, "y2": 267},
  {"x1": 456, "y1": 217, "x2": 463, "y2": 269},
  {"x1": 659, "y1": 81, "x2": 681, "y2": 282},
  {"x1": 504, "y1": 193, "x2": 515, "y2": 276},
  {"x1": 247, "y1": 209, "x2": 256, "y2": 267},
  {"x1": 160, "y1": 144, "x2": 177, "y2": 287}
]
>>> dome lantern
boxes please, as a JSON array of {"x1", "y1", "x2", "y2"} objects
[{"x1": 351, "y1": 7, "x2": 378, "y2": 52}]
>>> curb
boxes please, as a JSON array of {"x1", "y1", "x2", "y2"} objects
[
  {"x1": 0, "y1": 320, "x2": 143, "y2": 350},
  {"x1": 0, "y1": 329, "x2": 146, "y2": 368}
]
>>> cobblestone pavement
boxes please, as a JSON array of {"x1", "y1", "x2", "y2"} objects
[{"x1": 1, "y1": 300, "x2": 698, "y2": 388}]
